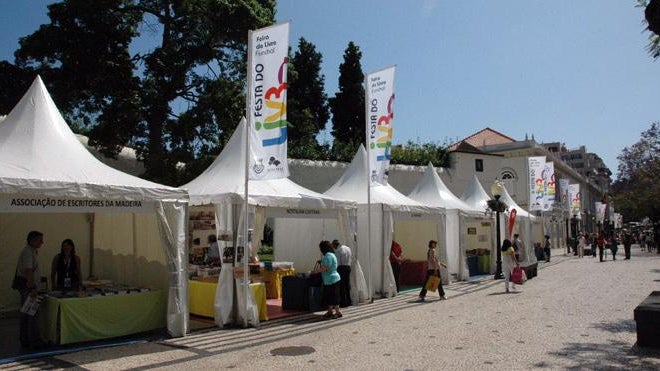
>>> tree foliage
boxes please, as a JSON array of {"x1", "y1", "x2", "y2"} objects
[
  {"x1": 611, "y1": 122, "x2": 660, "y2": 222},
  {"x1": 287, "y1": 37, "x2": 329, "y2": 153},
  {"x1": 638, "y1": 0, "x2": 660, "y2": 58},
  {"x1": 329, "y1": 41, "x2": 365, "y2": 155},
  {"x1": 7, "y1": 0, "x2": 275, "y2": 185},
  {"x1": 391, "y1": 140, "x2": 450, "y2": 167}
]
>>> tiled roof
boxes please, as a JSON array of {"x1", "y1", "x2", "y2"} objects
[{"x1": 448, "y1": 128, "x2": 516, "y2": 151}]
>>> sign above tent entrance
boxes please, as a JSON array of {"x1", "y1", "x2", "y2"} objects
[
  {"x1": 0, "y1": 194, "x2": 155, "y2": 213},
  {"x1": 266, "y1": 207, "x2": 337, "y2": 219}
]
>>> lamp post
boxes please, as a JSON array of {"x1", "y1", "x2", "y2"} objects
[{"x1": 487, "y1": 180, "x2": 507, "y2": 280}]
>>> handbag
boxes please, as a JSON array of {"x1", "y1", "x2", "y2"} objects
[
  {"x1": 511, "y1": 265, "x2": 525, "y2": 285},
  {"x1": 425, "y1": 274, "x2": 441, "y2": 292}
]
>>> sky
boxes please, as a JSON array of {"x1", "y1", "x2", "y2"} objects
[{"x1": 1, "y1": 1, "x2": 658, "y2": 176}]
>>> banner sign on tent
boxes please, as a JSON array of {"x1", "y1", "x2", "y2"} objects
[
  {"x1": 365, "y1": 66, "x2": 395, "y2": 186},
  {"x1": 527, "y1": 156, "x2": 545, "y2": 211},
  {"x1": 568, "y1": 184, "x2": 581, "y2": 218},
  {"x1": 558, "y1": 178, "x2": 570, "y2": 211},
  {"x1": 508, "y1": 209, "x2": 517, "y2": 239},
  {"x1": 247, "y1": 22, "x2": 290, "y2": 180},
  {"x1": 0, "y1": 195, "x2": 154, "y2": 213},
  {"x1": 542, "y1": 161, "x2": 555, "y2": 211}
]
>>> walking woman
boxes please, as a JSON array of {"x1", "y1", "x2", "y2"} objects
[
  {"x1": 418, "y1": 240, "x2": 447, "y2": 301},
  {"x1": 501, "y1": 239, "x2": 517, "y2": 293}
]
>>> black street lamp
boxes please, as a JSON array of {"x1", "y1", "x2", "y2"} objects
[{"x1": 487, "y1": 180, "x2": 508, "y2": 280}]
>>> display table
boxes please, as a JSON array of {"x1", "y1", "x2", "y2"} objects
[
  {"x1": 400, "y1": 261, "x2": 427, "y2": 285},
  {"x1": 259, "y1": 268, "x2": 295, "y2": 299},
  {"x1": 188, "y1": 279, "x2": 267, "y2": 321},
  {"x1": 39, "y1": 290, "x2": 165, "y2": 345}
]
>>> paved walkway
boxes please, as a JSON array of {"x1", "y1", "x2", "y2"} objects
[{"x1": 3, "y1": 246, "x2": 660, "y2": 370}]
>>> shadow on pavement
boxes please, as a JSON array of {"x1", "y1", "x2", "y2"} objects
[
  {"x1": 542, "y1": 339, "x2": 660, "y2": 370},
  {"x1": 590, "y1": 319, "x2": 636, "y2": 334}
]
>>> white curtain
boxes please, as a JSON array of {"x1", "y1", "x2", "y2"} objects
[
  {"x1": 458, "y1": 213, "x2": 470, "y2": 280},
  {"x1": 214, "y1": 201, "x2": 234, "y2": 326},
  {"x1": 381, "y1": 210, "x2": 397, "y2": 298},
  {"x1": 155, "y1": 200, "x2": 189, "y2": 338}
]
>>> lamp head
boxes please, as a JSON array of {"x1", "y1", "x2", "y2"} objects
[{"x1": 491, "y1": 180, "x2": 504, "y2": 199}]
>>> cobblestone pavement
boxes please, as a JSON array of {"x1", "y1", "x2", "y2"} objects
[{"x1": 4, "y1": 246, "x2": 660, "y2": 370}]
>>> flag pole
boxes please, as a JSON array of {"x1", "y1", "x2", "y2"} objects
[
  {"x1": 364, "y1": 73, "x2": 373, "y2": 303},
  {"x1": 243, "y1": 30, "x2": 253, "y2": 329}
]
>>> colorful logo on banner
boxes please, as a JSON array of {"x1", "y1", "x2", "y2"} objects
[
  {"x1": 595, "y1": 202, "x2": 606, "y2": 223},
  {"x1": 558, "y1": 178, "x2": 570, "y2": 211},
  {"x1": 542, "y1": 162, "x2": 556, "y2": 211},
  {"x1": 365, "y1": 66, "x2": 396, "y2": 186},
  {"x1": 248, "y1": 22, "x2": 290, "y2": 180},
  {"x1": 528, "y1": 156, "x2": 545, "y2": 211},
  {"x1": 568, "y1": 183, "x2": 581, "y2": 218}
]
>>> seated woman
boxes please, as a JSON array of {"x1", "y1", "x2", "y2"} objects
[{"x1": 50, "y1": 239, "x2": 83, "y2": 291}]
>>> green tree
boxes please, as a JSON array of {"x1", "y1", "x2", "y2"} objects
[
  {"x1": 8, "y1": 0, "x2": 275, "y2": 185},
  {"x1": 329, "y1": 42, "x2": 365, "y2": 154},
  {"x1": 390, "y1": 140, "x2": 450, "y2": 167},
  {"x1": 287, "y1": 37, "x2": 330, "y2": 156},
  {"x1": 639, "y1": 0, "x2": 660, "y2": 58},
  {"x1": 611, "y1": 123, "x2": 660, "y2": 222}
]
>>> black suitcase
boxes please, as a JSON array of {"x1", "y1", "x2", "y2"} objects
[{"x1": 282, "y1": 275, "x2": 309, "y2": 310}]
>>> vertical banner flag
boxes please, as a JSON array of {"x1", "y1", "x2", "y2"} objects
[
  {"x1": 527, "y1": 156, "x2": 545, "y2": 211},
  {"x1": 365, "y1": 66, "x2": 395, "y2": 186},
  {"x1": 247, "y1": 22, "x2": 290, "y2": 180},
  {"x1": 508, "y1": 209, "x2": 517, "y2": 239},
  {"x1": 568, "y1": 184, "x2": 581, "y2": 218},
  {"x1": 595, "y1": 201, "x2": 606, "y2": 223},
  {"x1": 559, "y1": 178, "x2": 570, "y2": 211},
  {"x1": 542, "y1": 161, "x2": 556, "y2": 211}
]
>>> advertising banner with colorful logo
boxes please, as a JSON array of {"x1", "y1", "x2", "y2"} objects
[
  {"x1": 568, "y1": 183, "x2": 581, "y2": 218},
  {"x1": 558, "y1": 178, "x2": 570, "y2": 210},
  {"x1": 247, "y1": 22, "x2": 289, "y2": 180},
  {"x1": 527, "y1": 156, "x2": 545, "y2": 211},
  {"x1": 365, "y1": 66, "x2": 395, "y2": 186},
  {"x1": 542, "y1": 161, "x2": 556, "y2": 211},
  {"x1": 595, "y1": 201, "x2": 606, "y2": 223}
]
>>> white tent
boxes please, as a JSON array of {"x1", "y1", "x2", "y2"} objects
[
  {"x1": 0, "y1": 76, "x2": 189, "y2": 337},
  {"x1": 319, "y1": 146, "x2": 445, "y2": 298},
  {"x1": 408, "y1": 164, "x2": 492, "y2": 280},
  {"x1": 182, "y1": 119, "x2": 361, "y2": 326}
]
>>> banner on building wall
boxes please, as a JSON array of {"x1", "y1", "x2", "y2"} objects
[
  {"x1": 528, "y1": 156, "x2": 545, "y2": 211},
  {"x1": 614, "y1": 213, "x2": 623, "y2": 229},
  {"x1": 542, "y1": 161, "x2": 556, "y2": 211},
  {"x1": 365, "y1": 66, "x2": 395, "y2": 186},
  {"x1": 568, "y1": 183, "x2": 581, "y2": 218},
  {"x1": 247, "y1": 22, "x2": 290, "y2": 180},
  {"x1": 559, "y1": 178, "x2": 570, "y2": 211},
  {"x1": 595, "y1": 201, "x2": 606, "y2": 223}
]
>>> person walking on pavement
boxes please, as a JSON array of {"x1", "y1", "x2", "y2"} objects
[
  {"x1": 331, "y1": 239, "x2": 352, "y2": 307},
  {"x1": 577, "y1": 233, "x2": 586, "y2": 258},
  {"x1": 597, "y1": 232, "x2": 606, "y2": 262},
  {"x1": 591, "y1": 233, "x2": 598, "y2": 258},
  {"x1": 610, "y1": 235, "x2": 619, "y2": 261},
  {"x1": 513, "y1": 234, "x2": 523, "y2": 262},
  {"x1": 418, "y1": 240, "x2": 446, "y2": 301},
  {"x1": 501, "y1": 239, "x2": 517, "y2": 293},
  {"x1": 623, "y1": 231, "x2": 632, "y2": 260},
  {"x1": 389, "y1": 240, "x2": 404, "y2": 292},
  {"x1": 543, "y1": 235, "x2": 551, "y2": 262}
]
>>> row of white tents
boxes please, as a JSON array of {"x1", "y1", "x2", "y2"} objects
[{"x1": 0, "y1": 77, "x2": 540, "y2": 338}]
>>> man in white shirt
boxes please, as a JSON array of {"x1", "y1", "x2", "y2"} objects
[{"x1": 332, "y1": 240, "x2": 352, "y2": 307}]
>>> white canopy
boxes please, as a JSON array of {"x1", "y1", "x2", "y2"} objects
[
  {"x1": 0, "y1": 77, "x2": 187, "y2": 202},
  {"x1": 499, "y1": 185, "x2": 538, "y2": 268},
  {"x1": 322, "y1": 146, "x2": 445, "y2": 297},
  {"x1": 409, "y1": 164, "x2": 484, "y2": 216},
  {"x1": 408, "y1": 164, "x2": 491, "y2": 280},
  {"x1": 0, "y1": 76, "x2": 189, "y2": 337},
  {"x1": 182, "y1": 119, "x2": 359, "y2": 326},
  {"x1": 460, "y1": 175, "x2": 491, "y2": 213},
  {"x1": 182, "y1": 118, "x2": 353, "y2": 210}
]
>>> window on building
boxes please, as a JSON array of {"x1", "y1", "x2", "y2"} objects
[{"x1": 475, "y1": 159, "x2": 483, "y2": 172}]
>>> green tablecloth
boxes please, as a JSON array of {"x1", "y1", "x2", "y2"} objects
[{"x1": 40, "y1": 290, "x2": 166, "y2": 345}]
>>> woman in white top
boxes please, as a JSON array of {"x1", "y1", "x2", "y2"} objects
[
  {"x1": 577, "y1": 233, "x2": 587, "y2": 258},
  {"x1": 501, "y1": 238, "x2": 517, "y2": 293},
  {"x1": 418, "y1": 240, "x2": 447, "y2": 301}
]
